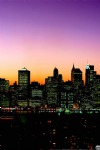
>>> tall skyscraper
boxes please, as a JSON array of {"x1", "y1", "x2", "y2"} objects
[
  {"x1": 18, "y1": 67, "x2": 30, "y2": 100},
  {"x1": 71, "y1": 64, "x2": 83, "y2": 88},
  {"x1": 71, "y1": 64, "x2": 83, "y2": 106},
  {"x1": 82, "y1": 64, "x2": 95, "y2": 110},
  {"x1": 45, "y1": 76, "x2": 58, "y2": 106},
  {"x1": 45, "y1": 68, "x2": 63, "y2": 106},
  {"x1": 85, "y1": 64, "x2": 94, "y2": 87}
]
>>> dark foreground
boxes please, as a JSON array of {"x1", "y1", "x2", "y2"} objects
[{"x1": 0, "y1": 112, "x2": 100, "y2": 150}]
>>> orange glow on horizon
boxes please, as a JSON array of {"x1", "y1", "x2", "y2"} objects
[
  {"x1": 8, "y1": 74, "x2": 86, "y2": 85},
  {"x1": 1, "y1": 65, "x2": 100, "y2": 85}
]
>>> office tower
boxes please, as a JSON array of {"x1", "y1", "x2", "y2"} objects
[
  {"x1": 71, "y1": 64, "x2": 83, "y2": 89},
  {"x1": 81, "y1": 64, "x2": 95, "y2": 110},
  {"x1": 0, "y1": 78, "x2": 9, "y2": 107},
  {"x1": 85, "y1": 64, "x2": 94, "y2": 87},
  {"x1": 18, "y1": 67, "x2": 30, "y2": 100},
  {"x1": 71, "y1": 64, "x2": 83, "y2": 107},
  {"x1": 9, "y1": 81, "x2": 18, "y2": 106},
  {"x1": 45, "y1": 68, "x2": 63, "y2": 107},
  {"x1": 63, "y1": 81, "x2": 74, "y2": 109},
  {"x1": 45, "y1": 76, "x2": 58, "y2": 106},
  {"x1": 30, "y1": 82, "x2": 43, "y2": 107},
  {"x1": 92, "y1": 74, "x2": 100, "y2": 109}
]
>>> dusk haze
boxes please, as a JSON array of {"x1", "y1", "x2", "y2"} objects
[{"x1": 0, "y1": 0, "x2": 100, "y2": 85}]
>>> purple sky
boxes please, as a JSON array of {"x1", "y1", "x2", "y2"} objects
[{"x1": 0, "y1": 0, "x2": 100, "y2": 84}]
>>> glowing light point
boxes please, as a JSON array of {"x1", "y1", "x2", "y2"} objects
[{"x1": 86, "y1": 64, "x2": 90, "y2": 69}]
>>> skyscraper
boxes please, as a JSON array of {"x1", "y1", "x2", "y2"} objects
[
  {"x1": 83, "y1": 64, "x2": 95, "y2": 109},
  {"x1": 18, "y1": 67, "x2": 30, "y2": 100},
  {"x1": 92, "y1": 75, "x2": 100, "y2": 109},
  {"x1": 85, "y1": 64, "x2": 94, "y2": 87},
  {"x1": 45, "y1": 76, "x2": 58, "y2": 106},
  {"x1": 71, "y1": 64, "x2": 83, "y2": 88},
  {"x1": 0, "y1": 78, "x2": 9, "y2": 107},
  {"x1": 45, "y1": 68, "x2": 63, "y2": 106},
  {"x1": 71, "y1": 64, "x2": 83, "y2": 106}
]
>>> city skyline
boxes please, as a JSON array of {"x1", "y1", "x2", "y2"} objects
[
  {"x1": 0, "y1": 63, "x2": 99, "y2": 85},
  {"x1": 0, "y1": 0, "x2": 100, "y2": 84}
]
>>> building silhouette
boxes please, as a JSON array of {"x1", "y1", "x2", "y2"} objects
[
  {"x1": 0, "y1": 63, "x2": 100, "y2": 110},
  {"x1": 30, "y1": 81, "x2": 43, "y2": 107},
  {"x1": 71, "y1": 64, "x2": 83, "y2": 89},
  {"x1": 18, "y1": 67, "x2": 30, "y2": 100},
  {"x1": 45, "y1": 68, "x2": 63, "y2": 106},
  {"x1": 91, "y1": 74, "x2": 100, "y2": 109},
  {"x1": 53, "y1": 67, "x2": 58, "y2": 78},
  {"x1": 9, "y1": 81, "x2": 18, "y2": 106},
  {"x1": 0, "y1": 78, "x2": 9, "y2": 107},
  {"x1": 63, "y1": 81, "x2": 74, "y2": 109},
  {"x1": 85, "y1": 64, "x2": 95, "y2": 87},
  {"x1": 71, "y1": 64, "x2": 84, "y2": 106}
]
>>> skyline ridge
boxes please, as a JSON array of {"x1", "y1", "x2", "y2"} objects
[{"x1": 0, "y1": 63, "x2": 98, "y2": 85}]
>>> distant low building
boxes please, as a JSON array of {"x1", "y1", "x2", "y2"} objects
[
  {"x1": 9, "y1": 81, "x2": 18, "y2": 107},
  {"x1": 0, "y1": 78, "x2": 9, "y2": 107}
]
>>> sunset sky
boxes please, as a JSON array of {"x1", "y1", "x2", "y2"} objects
[{"x1": 0, "y1": 0, "x2": 100, "y2": 85}]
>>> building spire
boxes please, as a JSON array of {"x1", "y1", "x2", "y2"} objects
[
  {"x1": 71, "y1": 63, "x2": 75, "y2": 72},
  {"x1": 72, "y1": 63, "x2": 75, "y2": 70}
]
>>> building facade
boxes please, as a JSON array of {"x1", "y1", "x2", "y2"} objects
[{"x1": 18, "y1": 67, "x2": 30, "y2": 100}]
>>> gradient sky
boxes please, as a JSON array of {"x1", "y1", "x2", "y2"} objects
[{"x1": 0, "y1": 0, "x2": 100, "y2": 85}]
